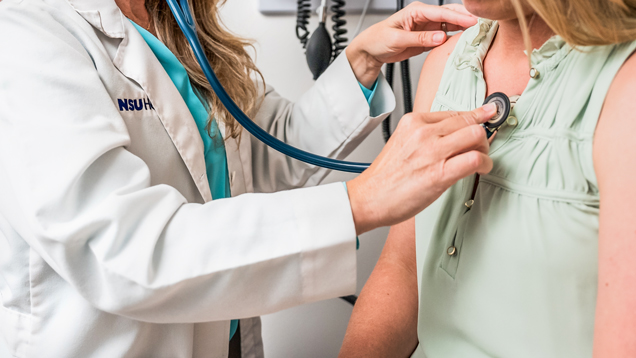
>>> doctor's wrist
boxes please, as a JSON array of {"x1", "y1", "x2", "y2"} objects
[
  {"x1": 346, "y1": 176, "x2": 383, "y2": 236},
  {"x1": 346, "y1": 44, "x2": 383, "y2": 90}
]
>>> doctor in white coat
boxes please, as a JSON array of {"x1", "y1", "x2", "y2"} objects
[{"x1": 0, "y1": 0, "x2": 494, "y2": 357}]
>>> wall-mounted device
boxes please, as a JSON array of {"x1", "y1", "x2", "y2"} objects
[
  {"x1": 296, "y1": 0, "x2": 349, "y2": 79},
  {"x1": 259, "y1": 0, "x2": 396, "y2": 14}
]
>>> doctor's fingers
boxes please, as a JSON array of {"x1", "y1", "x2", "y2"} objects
[
  {"x1": 443, "y1": 151, "x2": 493, "y2": 186},
  {"x1": 408, "y1": 105, "x2": 496, "y2": 128},
  {"x1": 399, "y1": 2, "x2": 477, "y2": 32},
  {"x1": 436, "y1": 124, "x2": 490, "y2": 160},
  {"x1": 431, "y1": 108, "x2": 498, "y2": 138},
  {"x1": 388, "y1": 29, "x2": 448, "y2": 52}
]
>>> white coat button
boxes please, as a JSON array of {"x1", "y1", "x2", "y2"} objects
[
  {"x1": 507, "y1": 116, "x2": 518, "y2": 126},
  {"x1": 447, "y1": 246, "x2": 457, "y2": 256},
  {"x1": 464, "y1": 200, "x2": 474, "y2": 209}
]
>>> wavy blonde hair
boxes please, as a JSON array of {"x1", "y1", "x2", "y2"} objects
[
  {"x1": 146, "y1": 0, "x2": 264, "y2": 140},
  {"x1": 511, "y1": 0, "x2": 636, "y2": 68}
]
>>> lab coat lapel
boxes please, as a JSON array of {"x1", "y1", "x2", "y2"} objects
[
  {"x1": 113, "y1": 20, "x2": 213, "y2": 202},
  {"x1": 68, "y1": 0, "x2": 213, "y2": 202}
]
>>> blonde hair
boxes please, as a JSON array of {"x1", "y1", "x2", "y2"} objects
[
  {"x1": 146, "y1": 0, "x2": 264, "y2": 140},
  {"x1": 511, "y1": 0, "x2": 636, "y2": 68}
]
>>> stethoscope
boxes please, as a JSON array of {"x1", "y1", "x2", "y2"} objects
[
  {"x1": 482, "y1": 92, "x2": 511, "y2": 139},
  {"x1": 165, "y1": 0, "x2": 511, "y2": 173}
]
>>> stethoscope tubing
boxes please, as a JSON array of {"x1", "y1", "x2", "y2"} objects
[{"x1": 166, "y1": 0, "x2": 371, "y2": 173}]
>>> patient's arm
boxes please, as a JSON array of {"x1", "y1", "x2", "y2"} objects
[
  {"x1": 339, "y1": 219, "x2": 419, "y2": 358},
  {"x1": 338, "y1": 35, "x2": 461, "y2": 358},
  {"x1": 593, "y1": 52, "x2": 636, "y2": 357}
]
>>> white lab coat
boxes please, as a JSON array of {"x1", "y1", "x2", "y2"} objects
[{"x1": 0, "y1": 0, "x2": 395, "y2": 357}]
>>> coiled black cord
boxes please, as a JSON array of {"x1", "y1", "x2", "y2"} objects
[
  {"x1": 382, "y1": 60, "x2": 413, "y2": 142},
  {"x1": 331, "y1": 0, "x2": 348, "y2": 59},
  {"x1": 382, "y1": 63, "x2": 395, "y2": 142},
  {"x1": 400, "y1": 60, "x2": 413, "y2": 114},
  {"x1": 296, "y1": 0, "x2": 311, "y2": 48},
  {"x1": 397, "y1": 0, "x2": 412, "y2": 118},
  {"x1": 382, "y1": 0, "x2": 414, "y2": 142}
]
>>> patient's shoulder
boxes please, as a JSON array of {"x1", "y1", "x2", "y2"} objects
[
  {"x1": 594, "y1": 51, "x2": 636, "y2": 182},
  {"x1": 596, "y1": 51, "x2": 636, "y2": 131},
  {"x1": 413, "y1": 34, "x2": 462, "y2": 112},
  {"x1": 426, "y1": 33, "x2": 462, "y2": 71}
]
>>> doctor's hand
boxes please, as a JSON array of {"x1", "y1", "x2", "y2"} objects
[
  {"x1": 347, "y1": 3, "x2": 477, "y2": 88},
  {"x1": 346, "y1": 104, "x2": 496, "y2": 235}
]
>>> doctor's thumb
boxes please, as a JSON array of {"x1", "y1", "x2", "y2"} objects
[{"x1": 397, "y1": 30, "x2": 447, "y2": 49}]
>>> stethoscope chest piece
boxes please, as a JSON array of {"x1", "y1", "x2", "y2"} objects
[{"x1": 482, "y1": 92, "x2": 511, "y2": 138}]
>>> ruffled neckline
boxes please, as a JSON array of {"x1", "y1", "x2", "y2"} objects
[
  {"x1": 529, "y1": 35, "x2": 569, "y2": 66},
  {"x1": 455, "y1": 19, "x2": 571, "y2": 73}
]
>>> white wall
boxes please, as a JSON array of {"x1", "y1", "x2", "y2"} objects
[{"x1": 220, "y1": 1, "x2": 428, "y2": 357}]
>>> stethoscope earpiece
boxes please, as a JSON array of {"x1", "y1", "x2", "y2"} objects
[{"x1": 482, "y1": 92, "x2": 511, "y2": 138}]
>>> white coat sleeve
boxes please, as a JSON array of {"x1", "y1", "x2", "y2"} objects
[
  {"x1": 250, "y1": 52, "x2": 396, "y2": 193},
  {"x1": 0, "y1": 3, "x2": 356, "y2": 323}
]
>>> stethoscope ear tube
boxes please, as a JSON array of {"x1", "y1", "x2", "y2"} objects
[{"x1": 167, "y1": 0, "x2": 370, "y2": 173}]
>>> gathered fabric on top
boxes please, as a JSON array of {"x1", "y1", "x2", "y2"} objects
[{"x1": 412, "y1": 19, "x2": 636, "y2": 358}]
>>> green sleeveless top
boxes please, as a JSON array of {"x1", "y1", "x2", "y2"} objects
[{"x1": 413, "y1": 20, "x2": 636, "y2": 358}]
